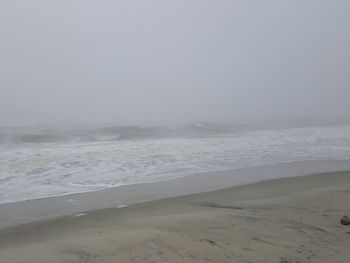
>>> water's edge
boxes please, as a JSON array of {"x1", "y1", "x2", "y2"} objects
[
  {"x1": 0, "y1": 159, "x2": 349, "y2": 228},
  {"x1": 2, "y1": 125, "x2": 350, "y2": 204}
]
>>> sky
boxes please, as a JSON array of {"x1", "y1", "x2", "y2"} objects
[{"x1": 0, "y1": 0, "x2": 350, "y2": 126}]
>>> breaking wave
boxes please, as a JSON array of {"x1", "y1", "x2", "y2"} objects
[
  {"x1": 0, "y1": 123, "x2": 250, "y2": 145},
  {"x1": 1, "y1": 124, "x2": 350, "y2": 204}
]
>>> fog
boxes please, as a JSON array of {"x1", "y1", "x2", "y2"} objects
[{"x1": 1, "y1": 0, "x2": 349, "y2": 127}]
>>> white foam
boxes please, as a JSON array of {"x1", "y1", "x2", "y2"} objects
[
  {"x1": 116, "y1": 204, "x2": 128, "y2": 208},
  {"x1": 71, "y1": 213, "x2": 87, "y2": 218},
  {"x1": 1, "y1": 125, "x2": 350, "y2": 204}
]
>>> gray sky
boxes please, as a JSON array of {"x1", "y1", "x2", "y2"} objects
[{"x1": 1, "y1": 0, "x2": 350, "y2": 126}]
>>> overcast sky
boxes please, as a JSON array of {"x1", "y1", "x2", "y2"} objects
[{"x1": 0, "y1": 0, "x2": 349, "y2": 126}]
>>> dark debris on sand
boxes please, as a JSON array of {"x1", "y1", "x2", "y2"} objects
[{"x1": 340, "y1": 216, "x2": 350, "y2": 226}]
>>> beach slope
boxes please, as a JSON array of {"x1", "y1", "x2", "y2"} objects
[{"x1": 1, "y1": 171, "x2": 350, "y2": 263}]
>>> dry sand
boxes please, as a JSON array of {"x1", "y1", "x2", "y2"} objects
[{"x1": 0, "y1": 171, "x2": 350, "y2": 263}]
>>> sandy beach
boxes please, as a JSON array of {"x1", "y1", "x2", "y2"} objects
[
  {"x1": 0, "y1": 169, "x2": 350, "y2": 263},
  {"x1": 1, "y1": 0, "x2": 350, "y2": 261}
]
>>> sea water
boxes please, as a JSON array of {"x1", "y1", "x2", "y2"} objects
[{"x1": 1, "y1": 125, "x2": 350, "y2": 204}]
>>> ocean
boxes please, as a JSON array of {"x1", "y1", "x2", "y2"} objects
[{"x1": 1, "y1": 124, "x2": 350, "y2": 204}]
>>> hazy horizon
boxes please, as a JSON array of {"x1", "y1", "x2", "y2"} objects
[{"x1": 1, "y1": 0, "x2": 350, "y2": 127}]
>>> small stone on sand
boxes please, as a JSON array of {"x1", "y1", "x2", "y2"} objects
[{"x1": 340, "y1": 216, "x2": 350, "y2": 226}]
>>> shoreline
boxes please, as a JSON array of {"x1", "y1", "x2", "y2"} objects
[
  {"x1": 1, "y1": 159, "x2": 350, "y2": 229},
  {"x1": 1, "y1": 169, "x2": 350, "y2": 262}
]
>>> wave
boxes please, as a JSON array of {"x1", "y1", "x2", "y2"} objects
[
  {"x1": 1, "y1": 125, "x2": 350, "y2": 204},
  {"x1": 0, "y1": 123, "x2": 250, "y2": 145},
  {"x1": 0, "y1": 133, "x2": 96, "y2": 144}
]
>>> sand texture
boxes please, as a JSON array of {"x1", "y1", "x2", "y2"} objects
[{"x1": 0, "y1": 171, "x2": 350, "y2": 263}]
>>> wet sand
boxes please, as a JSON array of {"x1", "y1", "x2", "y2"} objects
[
  {"x1": 1, "y1": 160, "x2": 350, "y2": 228},
  {"x1": 0, "y1": 169, "x2": 350, "y2": 262}
]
